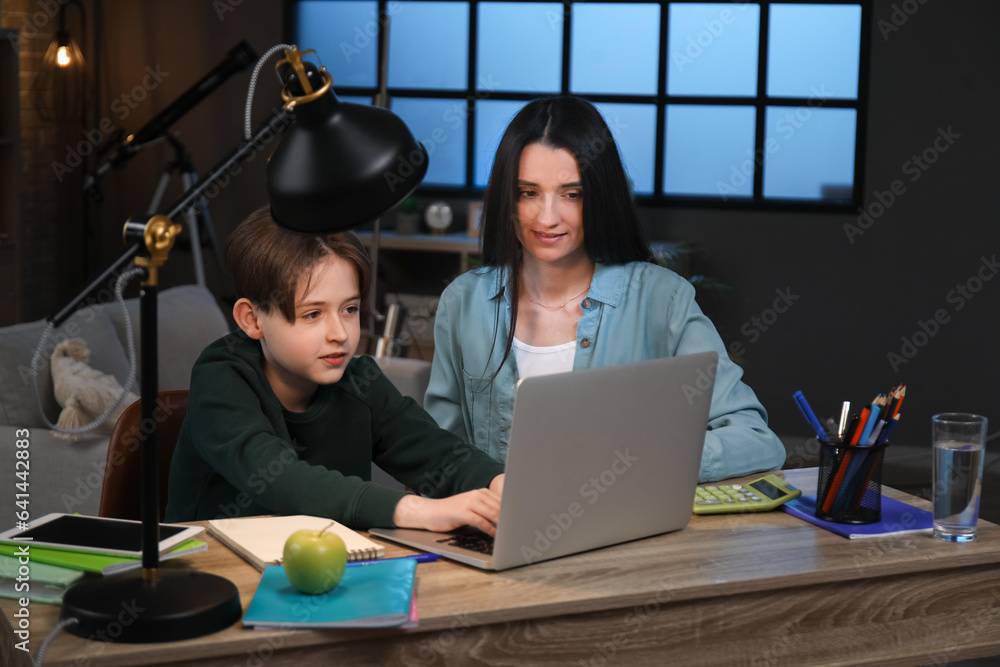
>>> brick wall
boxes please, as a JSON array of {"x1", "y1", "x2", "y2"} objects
[{"x1": 1, "y1": 0, "x2": 89, "y2": 324}]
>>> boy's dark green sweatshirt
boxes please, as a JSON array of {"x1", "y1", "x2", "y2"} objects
[{"x1": 164, "y1": 331, "x2": 504, "y2": 528}]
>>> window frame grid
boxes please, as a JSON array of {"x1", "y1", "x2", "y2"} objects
[{"x1": 286, "y1": 0, "x2": 871, "y2": 213}]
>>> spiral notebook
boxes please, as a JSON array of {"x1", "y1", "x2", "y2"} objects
[{"x1": 207, "y1": 515, "x2": 384, "y2": 571}]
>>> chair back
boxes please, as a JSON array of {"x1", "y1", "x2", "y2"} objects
[{"x1": 99, "y1": 390, "x2": 189, "y2": 521}]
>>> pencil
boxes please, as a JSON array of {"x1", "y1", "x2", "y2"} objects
[{"x1": 890, "y1": 385, "x2": 906, "y2": 418}]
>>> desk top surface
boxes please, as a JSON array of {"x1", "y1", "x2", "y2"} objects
[{"x1": 6, "y1": 468, "x2": 1000, "y2": 666}]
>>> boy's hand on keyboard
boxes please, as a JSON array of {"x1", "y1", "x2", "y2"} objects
[
  {"x1": 489, "y1": 473, "x2": 505, "y2": 497},
  {"x1": 393, "y1": 488, "x2": 502, "y2": 537}
]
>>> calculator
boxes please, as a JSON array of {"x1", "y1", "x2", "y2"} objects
[{"x1": 693, "y1": 474, "x2": 802, "y2": 514}]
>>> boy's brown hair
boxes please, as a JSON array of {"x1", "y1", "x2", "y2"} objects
[{"x1": 225, "y1": 206, "x2": 372, "y2": 322}]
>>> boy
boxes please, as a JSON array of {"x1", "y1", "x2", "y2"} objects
[{"x1": 165, "y1": 207, "x2": 505, "y2": 535}]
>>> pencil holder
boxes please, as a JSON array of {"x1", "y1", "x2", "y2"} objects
[{"x1": 815, "y1": 440, "x2": 887, "y2": 524}]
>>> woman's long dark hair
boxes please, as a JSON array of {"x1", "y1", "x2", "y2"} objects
[{"x1": 479, "y1": 95, "x2": 655, "y2": 379}]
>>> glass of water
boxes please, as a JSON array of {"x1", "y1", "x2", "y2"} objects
[{"x1": 932, "y1": 413, "x2": 988, "y2": 542}]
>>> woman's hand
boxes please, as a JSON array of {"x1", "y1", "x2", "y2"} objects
[{"x1": 393, "y1": 487, "x2": 502, "y2": 537}]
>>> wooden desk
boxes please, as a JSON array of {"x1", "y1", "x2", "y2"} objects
[{"x1": 5, "y1": 468, "x2": 1000, "y2": 666}]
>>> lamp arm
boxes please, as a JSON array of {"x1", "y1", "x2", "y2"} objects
[
  {"x1": 167, "y1": 107, "x2": 293, "y2": 219},
  {"x1": 53, "y1": 107, "x2": 293, "y2": 327}
]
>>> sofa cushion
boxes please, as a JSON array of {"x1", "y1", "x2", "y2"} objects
[
  {"x1": 0, "y1": 310, "x2": 131, "y2": 429},
  {"x1": 105, "y1": 285, "x2": 231, "y2": 390},
  {"x1": 375, "y1": 356, "x2": 432, "y2": 407}
]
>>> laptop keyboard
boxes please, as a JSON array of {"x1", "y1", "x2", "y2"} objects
[{"x1": 437, "y1": 526, "x2": 495, "y2": 555}]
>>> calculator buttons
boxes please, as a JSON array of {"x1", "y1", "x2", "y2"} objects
[
  {"x1": 693, "y1": 474, "x2": 800, "y2": 515},
  {"x1": 695, "y1": 483, "x2": 772, "y2": 513}
]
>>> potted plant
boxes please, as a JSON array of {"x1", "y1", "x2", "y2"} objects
[{"x1": 396, "y1": 196, "x2": 420, "y2": 235}]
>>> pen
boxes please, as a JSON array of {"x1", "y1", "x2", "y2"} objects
[
  {"x1": 793, "y1": 391, "x2": 829, "y2": 440},
  {"x1": 347, "y1": 553, "x2": 441, "y2": 567},
  {"x1": 837, "y1": 401, "x2": 851, "y2": 442},
  {"x1": 842, "y1": 414, "x2": 860, "y2": 445}
]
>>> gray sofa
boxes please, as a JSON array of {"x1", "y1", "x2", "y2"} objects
[{"x1": 0, "y1": 285, "x2": 230, "y2": 530}]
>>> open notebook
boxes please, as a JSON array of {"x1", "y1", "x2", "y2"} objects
[{"x1": 207, "y1": 515, "x2": 383, "y2": 570}]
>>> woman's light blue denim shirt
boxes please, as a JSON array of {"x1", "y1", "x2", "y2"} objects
[{"x1": 425, "y1": 262, "x2": 786, "y2": 483}]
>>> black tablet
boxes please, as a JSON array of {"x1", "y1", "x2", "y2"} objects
[{"x1": 0, "y1": 513, "x2": 203, "y2": 557}]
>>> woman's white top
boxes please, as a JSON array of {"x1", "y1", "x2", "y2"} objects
[{"x1": 512, "y1": 336, "x2": 576, "y2": 379}]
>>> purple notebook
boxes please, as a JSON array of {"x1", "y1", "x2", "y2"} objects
[{"x1": 781, "y1": 494, "x2": 933, "y2": 539}]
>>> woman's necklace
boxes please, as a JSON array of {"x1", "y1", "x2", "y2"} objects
[{"x1": 525, "y1": 282, "x2": 591, "y2": 311}]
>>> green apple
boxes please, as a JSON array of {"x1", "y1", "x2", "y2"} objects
[{"x1": 283, "y1": 525, "x2": 348, "y2": 595}]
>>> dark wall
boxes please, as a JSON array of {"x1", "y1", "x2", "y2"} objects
[{"x1": 651, "y1": 0, "x2": 1000, "y2": 446}]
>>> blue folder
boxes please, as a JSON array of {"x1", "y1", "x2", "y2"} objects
[{"x1": 243, "y1": 559, "x2": 417, "y2": 629}]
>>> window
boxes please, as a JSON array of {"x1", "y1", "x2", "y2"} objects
[{"x1": 289, "y1": 1, "x2": 870, "y2": 210}]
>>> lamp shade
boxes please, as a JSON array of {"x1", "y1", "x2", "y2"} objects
[
  {"x1": 267, "y1": 60, "x2": 428, "y2": 233},
  {"x1": 36, "y1": 29, "x2": 88, "y2": 120}
]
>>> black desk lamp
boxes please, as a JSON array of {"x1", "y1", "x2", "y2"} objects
[{"x1": 56, "y1": 46, "x2": 428, "y2": 643}]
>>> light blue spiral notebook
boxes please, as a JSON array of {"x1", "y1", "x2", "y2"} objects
[{"x1": 243, "y1": 559, "x2": 417, "y2": 629}]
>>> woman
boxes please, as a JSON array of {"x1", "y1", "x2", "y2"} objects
[{"x1": 424, "y1": 96, "x2": 785, "y2": 482}]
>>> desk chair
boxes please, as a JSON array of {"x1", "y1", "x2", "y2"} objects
[{"x1": 98, "y1": 390, "x2": 189, "y2": 521}]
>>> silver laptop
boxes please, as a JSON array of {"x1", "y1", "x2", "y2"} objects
[{"x1": 370, "y1": 352, "x2": 717, "y2": 571}]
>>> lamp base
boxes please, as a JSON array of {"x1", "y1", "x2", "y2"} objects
[{"x1": 60, "y1": 569, "x2": 241, "y2": 643}]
